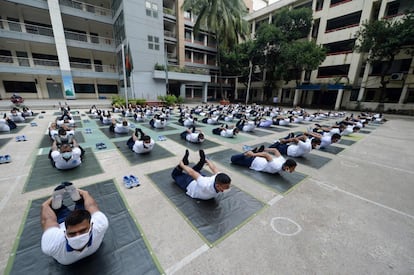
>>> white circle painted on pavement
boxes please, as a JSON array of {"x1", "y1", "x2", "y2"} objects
[{"x1": 271, "y1": 217, "x2": 302, "y2": 236}]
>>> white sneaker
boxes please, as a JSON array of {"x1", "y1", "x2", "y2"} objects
[
  {"x1": 63, "y1": 182, "x2": 81, "y2": 201},
  {"x1": 52, "y1": 184, "x2": 66, "y2": 210}
]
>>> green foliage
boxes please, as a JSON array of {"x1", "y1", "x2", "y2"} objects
[
  {"x1": 111, "y1": 95, "x2": 146, "y2": 107},
  {"x1": 157, "y1": 95, "x2": 183, "y2": 106},
  {"x1": 271, "y1": 7, "x2": 313, "y2": 41}
]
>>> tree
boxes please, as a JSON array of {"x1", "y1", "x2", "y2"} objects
[
  {"x1": 182, "y1": 0, "x2": 249, "y2": 99},
  {"x1": 279, "y1": 40, "x2": 326, "y2": 86},
  {"x1": 355, "y1": 13, "x2": 414, "y2": 103}
]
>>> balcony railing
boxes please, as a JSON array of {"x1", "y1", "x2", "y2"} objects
[
  {"x1": 163, "y1": 7, "x2": 175, "y2": 16},
  {"x1": 0, "y1": 55, "x2": 117, "y2": 73},
  {"x1": 59, "y1": 0, "x2": 111, "y2": 16},
  {"x1": 0, "y1": 19, "x2": 115, "y2": 46}
]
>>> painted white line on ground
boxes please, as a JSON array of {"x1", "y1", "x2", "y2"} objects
[
  {"x1": 339, "y1": 155, "x2": 414, "y2": 175},
  {"x1": 309, "y1": 178, "x2": 414, "y2": 220},
  {"x1": 165, "y1": 244, "x2": 210, "y2": 275},
  {"x1": 270, "y1": 217, "x2": 302, "y2": 236},
  {"x1": 0, "y1": 176, "x2": 21, "y2": 213},
  {"x1": 268, "y1": 194, "x2": 284, "y2": 206}
]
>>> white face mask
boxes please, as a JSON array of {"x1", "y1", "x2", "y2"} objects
[
  {"x1": 62, "y1": 152, "x2": 72, "y2": 160},
  {"x1": 67, "y1": 226, "x2": 92, "y2": 250},
  {"x1": 314, "y1": 145, "x2": 321, "y2": 150}
]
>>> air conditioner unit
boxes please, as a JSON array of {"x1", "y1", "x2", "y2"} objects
[{"x1": 390, "y1": 73, "x2": 404, "y2": 81}]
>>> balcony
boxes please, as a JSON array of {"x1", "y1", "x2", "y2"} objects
[
  {"x1": 59, "y1": 0, "x2": 111, "y2": 17},
  {"x1": 0, "y1": 19, "x2": 116, "y2": 47},
  {"x1": 0, "y1": 55, "x2": 117, "y2": 74}
]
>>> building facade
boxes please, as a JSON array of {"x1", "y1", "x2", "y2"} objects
[
  {"x1": 243, "y1": 0, "x2": 414, "y2": 112},
  {"x1": 0, "y1": 0, "x2": 253, "y2": 102}
]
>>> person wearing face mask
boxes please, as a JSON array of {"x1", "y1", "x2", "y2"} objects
[
  {"x1": 126, "y1": 128, "x2": 155, "y2": 154},
  {"x1": 50, "y1": 139, "x2": 82, "y2": 170},
  {"x1": 41, "y1": 182, "x2": 109, "y2": 265},
  {"x1": 109, "y1": 118, "x2": 130, "y2": 134},
  {"x1": 231, "y1": 146, "x2": 297, "y2": 174},
  {"x1": 268, "y1": 133, "x2": 321, "y2": 157},
  {"x1": 171, "y1": 149, "x2": 232, "y2": 200}
]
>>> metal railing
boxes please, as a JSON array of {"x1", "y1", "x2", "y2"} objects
[
  {"x1": 1, "y1": 19, "x2": 115, "y2": 46},
  {"x1": 0, "y1": 55, "x2": 117, "y2": 73},
  {"x1": 59, "y1": 0, "x2": 111, "y2": 16}
]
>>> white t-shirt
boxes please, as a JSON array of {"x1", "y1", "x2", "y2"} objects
[
  {"x1": 41, "y1": 211, "x2": 109, "y2": 265},
  {"x1": 186, "y1": 174, "x2": 219, "y2": 200},
  {"x1": 9, "y1": 112, "x2": 25, "y2": 122},
  {"x1": 220, "y1": 129, "x2": 235, "y2": 138},
  {"x1": 51, "y1": 147, "x2": 82, "y2": 170},
  {"x1": 0, "y1": 119, "x2": 10, "y2": 132},
  {"x1": 114, "y1": 123, "x2": 130, "y2": 134},
  {"x1": 183, "y1": 119, "x2": 194, "y2": 127},
  {"x1": 341, "y1": 126, "x2": 354, "y2": 136},
  {"x1": 186, "y1": 132, "x2": 202, "y2": 143},
  {"x1": 320, "y1": 135, "x2": 332, "y2": 148},
  {"x1": 287, "y1": 139, "x2": 312, "y2": 157},
  {"x1": 242, "y1": 122, "x2": 255, "y2": 132},
  {"x1": 250, "y1": 155, "x2": 285, "y2": 174},
  {"x1": 132, "y1": 139, "x2": 155, "y2": 154},
  {"x1": 153, "y1": 119, "x2": 166, "y2": 128}
]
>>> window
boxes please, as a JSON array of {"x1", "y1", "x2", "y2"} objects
[
  {"x1": 385, "y1": 1, "x2": 400, "y2": 17},
  {"x1": 3, "y1": 81, "x2": 37, "y2": 93},
  {"x1": 384, "y1": 88, "x2": 402, "y2": 103},
  {"x1": 0, "y1": 50, "x2": 13, "y2": 63},
  {"x1": 330, "y1": 0, "x2": 350, "y2": 7},
  {"x1": 405, "y1": 88, "x2": 414, "y2": 103},
  {"x1": 145, "y1": 1, "x2": 158, "y2": 18},
  {"x1": 98, "y1": 84, "x2": 118, "y2": 94},
  {"x1": 16, "y1": 51, "x2": 29, "y2": 67},
  {"x1": 185, "y1": 30, "x2": 192, "y2": 40},
  {"x1": 69, "y1": 57, "x2": 92, "y2": 69},
  {"x1": 370, "y1": 59, "x2": 412, "y2": 75},
  {"x1": 315, "y1": 0, "x2": 324, "y2": 11},
  {"x1": 364, "y1": 89, "x2": 377, "y2": 101},
  {"x1": 32, "y1": 53, "x2": 59, "y2": 66},
  {"x1": 326, "y1": 11, "x2": 361, "y2": 32},
  {"x1": 74, "y1": 83, "x2": 95, "y2": 93},
  {"x1": 148, "y1": 35, "x2": 160, "y2": 50},
  {"x1": 349, "y1": 89, "x2": 359, "y2": 101},
  {"x1": 323, "y1": 39, "x2": 355, "y2": 55},
  {"x1": 114, "y1": 12, "x2": 125, "y2": 47},
  {"x1": 317, "y1": 64, "x2": 350, "y2": 77},
  {"x1": 184, "y1": 10, "x2": 192, "y2": 19}
]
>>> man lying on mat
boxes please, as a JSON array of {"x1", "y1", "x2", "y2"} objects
[
  {"x1": 49, "y1": 138, "x2": 83, "y2": 170},
  {"x1": 41, "y1": 182, "x2": 109, "y2": 265},
  {"x1": 171, "y1": 149, "x2": 231, "y2": 200}
]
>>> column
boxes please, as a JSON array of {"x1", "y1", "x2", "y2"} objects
[
  {"x1": 335, "y1": 88, "x2": 344, "y2": 110},
  {"x1": 202, "y1": 82, "x2": 208, "y2": 103},
  {"x1": 47, "y1": 0, "x2": 76, "y2": 99},
  {"x1": 293, "y1": 89, "x2": 301, "y2": 106},
  {"x1": 180, "y1": 83, "x2": 186, "y2": 99}
]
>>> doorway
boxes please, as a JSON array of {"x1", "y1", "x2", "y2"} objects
[{"x1": 47, "y1": 82, "x2": 64, "y2": 99}]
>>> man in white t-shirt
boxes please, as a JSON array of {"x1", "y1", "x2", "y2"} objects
[
  {"x1": 109, "y1": 118, "x2": 130, "y2": 134},
  {"x1": 269, "y1": 133, "x2": 321, "y2": 157},
  {"x1": 305, "y1": 131, "x2": 341, "y2": 149},
  {"x1": 50, "y1": 139, "x2": 82, "y2": 170},
  {"x1": 231, "y1": 146, "x2": 297, "y2": 174},
  {"x1": 180, "y1": 126, "x2": 205, "y2": 143},
  {"x1": 171, "y1": 150, "x2": 231, "y2": 200},
  {"x1": 126, "y1": 128, "x2": 155, "y2": 154},
  {"x1": 41, "y1": 182, "x2": 109, "y2": 265},
  {"x1": 212, "y1": 124, "x2": 239, "y2": 138}
]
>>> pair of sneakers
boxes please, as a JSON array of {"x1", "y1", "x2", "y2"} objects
[
  {"x1": 0, "y1": 155, "x2": 12, "y2": 164},
  {"x1": 15, "y1": 135, "x2": 27, "y2": 142},
  {"x1": 51, "y1": 182, "x2": 81, "y2": 210},
  {"x1": 123, "y1": 175, "x2": 140, "y2": 188},
  {"x1": 251, "y1": 145, "x2": 265, "y2": 153}
]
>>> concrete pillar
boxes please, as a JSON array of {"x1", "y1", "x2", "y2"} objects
[
  {"x1": 398, "y1": 84, "x2": 408, "y2": 104},
  {"x1": 202, "y1": 82, "x2": 208, "y2": 103},
  {"x1": 335, "y1": 88, "x2": 344, "y2": 110},
  {"x1": 180, "y1": 83, "x2": 186, "y2": 99},
  {"x1": 293, "y1": 89, "x2": 301, "y2": 106}
]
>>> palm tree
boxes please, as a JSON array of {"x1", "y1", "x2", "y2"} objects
[{"x1": 182, "y1": 0, "x2": 249, "y2": 99}]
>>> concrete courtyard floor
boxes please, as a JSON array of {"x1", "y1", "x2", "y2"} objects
[{"x1": 0, "y1": 99, "x2": 413, "y2": 274}]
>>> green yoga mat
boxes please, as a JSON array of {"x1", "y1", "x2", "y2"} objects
[
  {"x1": 0, "y1": 126, "x2": 25, "y2": 134},
  {"x1": 114, "y1": 141, "x2": 175, "y2": 165},
  {"x1": 240, "y1": 129, "x2": 273, "y2": 137},
  {"x1": 148, "y1": 168, "x2": 265, "y2": 245},
  {"x1": 24, "y1": 148, "x2": 103, "y2": 192},
  {"x1": 338, "y1": 139, "x2": 356, "y2": 146},
  {"x1": 318, "y1": 145, "x2": 345, "y2": 154},
  {"x1": 165, "y1": 133, "x2": 221, "y2": 151},
  {"x1": 6, "y1": 180, "x2": 162, "y2": 275},
  {"x1": 38, "y1": 132, "x2": 85, "y2": 148},
  {"x1": 99, "y1": 127, "x2": 133, "y2": 139},
  {"x1": 0, "y1": 137, "x2": 12, "y2": 149},
  {"x1": 208, "y1": 149, "x2": 307, "y2": 194}
]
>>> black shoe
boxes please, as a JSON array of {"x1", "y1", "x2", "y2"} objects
[
  {"x1": 252, "y1": 147, "x2": 258, "y2": 153},
  {"x1": 183, "y1": 149, "x2": 189, "y2": 165},
  {"x1": 288, "y1": 132, "x2": 294, "y2": 139},
  {"x1": 258, "y1": 145, "x2": 265, "y2": 152},
  {"x1": 199, "y1": 149, "x2": 206, "y2": 164}
]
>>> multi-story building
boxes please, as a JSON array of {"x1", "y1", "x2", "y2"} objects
[
  {"x1": 0, "y1": 0, "x2": 253, "y2": 102},
  {"x1": 243, "y1": 0, "x2": 414, "y2": 112}
]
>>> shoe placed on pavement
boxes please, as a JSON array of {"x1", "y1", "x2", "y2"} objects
[
  {"x1": 242, "y1": 145, "x2": 252, "y2": 152},
  {"x1": 0, "y1": 156, "x2": 6, "y2": 164},
  {"x1": 21, "y1": 135, "x2": 27, "y2": 141},
  {"x1": 287, "y1": 132, "x2": 295, "y2": 139},
  {"x1": 123, "y1": 176, "x2": 133, "y2": 189},
  {"x1": 4, "y1": 155, "x2": 11, "y2": 163},
  {"x1": 63, "y1": 182, "x2": 81, "y2": 201},
  {"x1": 129, "y1": 175, "x2": 140, "y2": 187},
  {"x1": 52, "y1": 184, "x2": 66, "y2": 210}
]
